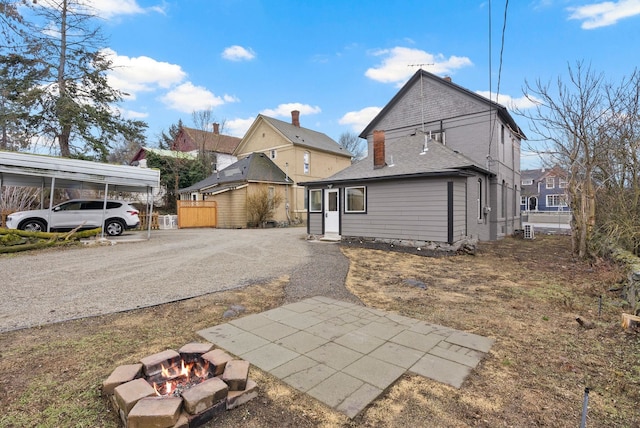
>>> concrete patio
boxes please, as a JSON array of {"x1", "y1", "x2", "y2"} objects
[{"x1": 198, "y1": 296, "x2": 494, "y2": 418}]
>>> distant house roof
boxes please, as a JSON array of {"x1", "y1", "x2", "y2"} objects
[
  {"x1": 302, "y1": 132, "x2": 491, "y2": 186},
  {"x1": 179, "y1": 152, "x2": 290, "y2": 194},
  {"x1": 177, "y1": 126, "x2": 242, "y2": 155},
  {"x1": 130, "y1": 147, "x2": 197, "y2": 164},
  {"x1": 521, "y1": 167, "x2": 567, "y2": 182},
  {"x1": 239, "y1": 113, "x2": 351, "y2": 158},
  {"x1": 360, "y1": 69, "x2": 526, "y2": 140}
]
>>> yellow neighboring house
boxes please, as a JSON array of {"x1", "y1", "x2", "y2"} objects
[{"x1": 234, "y1": 110, "x2": 352, "y2": 223}]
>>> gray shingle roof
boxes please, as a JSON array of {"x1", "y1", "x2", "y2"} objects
[
  {"x1": 179, "y1": 152, "x2": 289, "y2": 193},
  {"x1": 302, "y1": 133, "x2": 490, "y2": 185},
  {"x1": 259, "y1": 115, "x2": 352, "y2": 158}
]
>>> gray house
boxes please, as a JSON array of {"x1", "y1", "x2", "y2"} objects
[{"x1": 303, "y1": 69, "x2": 525, "y2": 246}]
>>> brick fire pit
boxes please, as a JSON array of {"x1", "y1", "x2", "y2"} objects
[{"x1": 102, "y1": 342, "x2": 258, "y2": 428}]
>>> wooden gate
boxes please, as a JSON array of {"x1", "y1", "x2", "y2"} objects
[{"x1": 177, "y1": 200, "x2": 217, "y2": 228}]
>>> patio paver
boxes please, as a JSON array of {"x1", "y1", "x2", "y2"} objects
[{"x1": 198, "y1": 296, "x2": 494, "y2": 419}]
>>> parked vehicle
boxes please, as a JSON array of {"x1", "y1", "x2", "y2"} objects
[{"x1": 5, "y1": 199, "x2": 140, "y2": 236}]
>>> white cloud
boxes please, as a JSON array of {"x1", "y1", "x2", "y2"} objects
[
  {"x1": 475, "y1": 91, "x2": 540, "y2": 110},
  {"x1": 260, "y1": 103, "x2": 321, "y2": 117},
  {"x1": 365, "y1": 47, "x2": 473, "y2": 85},
  {"x1": 160, "y1": 82, "x2": 225, "y2": 113},
  {"x1": 104, "y1": 49, "x2": 186, "y2": 98},
  {"x1": 37, "y1": 0, "x2": 165, "y2": 19},
  {"x1": 221, "y1": 45, "x2": 256, "y2": 61},
  {"x1": 223, "y1": 94, "x2": 240, "y2": 103},
  {"x1": 568, "y1": 0, "x2": 640, "y2": 29},
  {"x1": 86, "y1": 0, "x2": 144, "y2": 18},
  {"x1": 121, "y1": 109, "x2": 149, "y2": 119},
  {"x1": 226, "y1": 117, "x2": 255, "y2": 137},
  {"x1": 339, "y1": 107, "x2": 382, "y2": 133}
]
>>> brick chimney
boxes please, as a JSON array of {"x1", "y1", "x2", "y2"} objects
[
  {"x1": 213, "y1": 123, "x2": 219, "y2": 134},
  {"x1": 373, "y1": 130, "x2": 386, "y2": 169},
  {"x1": 443, "y1": 76, "x2": 452, "y2": 82},
  {"x1": 291, "y1": 110, "x2": 300, "y2": 127}
]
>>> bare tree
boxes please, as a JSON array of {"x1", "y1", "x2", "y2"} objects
[
  {"x1": 592, "y1": 69, "x2": 640, "y2": 254},
  {"x1": 246, "y1": 185, "x2": 284, "y2": 228},
  {"x1": 192, "y1": 108, "x2": 226, "y2": 175},
  {"x1": 520, "y1": 62, "x2": 613, "y2": 258},
  {"x1": 339, "y1": 132, "x2": 366, "y2": 162}
]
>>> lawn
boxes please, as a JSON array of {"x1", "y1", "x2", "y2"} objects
[{"x1": 0, "y1": 235, "x2": 638, "y2": 427}]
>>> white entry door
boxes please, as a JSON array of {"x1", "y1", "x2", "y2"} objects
[{"x1": 324, "y1": 189, "x2": 339, "y2": 234}]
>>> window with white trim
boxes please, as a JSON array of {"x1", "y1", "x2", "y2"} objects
[
  {"x1": 546, "y1": 177, "x2": 555, "y2": 189},
  {"x1": 303, "y1": 152, "x2": 310, "y2": 175},
  {"x1": 559, "y1": 178, "x2": 568, "y2": 188},
  {"x1": 309, "y1": 189, "x2": 322, "y2": 212},
  {"x1": 345, "y1": 186, "x2": 366, "y2": 213},
  {"x1": 521, "y1": 179, "x2": 533, "y2": 186},
  {"x1": 546, "y1": 194, "x2": 567, "y2": 207},
  {"x1": 521, "y1": 196, "x2": 527, "y2": 205}
]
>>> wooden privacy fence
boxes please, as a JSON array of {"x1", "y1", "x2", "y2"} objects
[
  {"x1": 177, "y1": 200, "x2": 217, "y2": 228},
  {"x1": 138, "y1": 212, "x2": 159, "y2": 230}
]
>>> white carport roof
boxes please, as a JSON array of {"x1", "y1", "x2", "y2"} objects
[{"x1": 0, "y1": 151, "x2": 159, "y2": 193}]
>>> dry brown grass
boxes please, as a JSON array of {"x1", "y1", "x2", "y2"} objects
[{"x1": 0, "y1": 235, "x2": 638, "y2": 427}]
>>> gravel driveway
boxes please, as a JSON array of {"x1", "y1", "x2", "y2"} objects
[{"x1": 0, "y1": 228, "x2": 355, "y2": 333}]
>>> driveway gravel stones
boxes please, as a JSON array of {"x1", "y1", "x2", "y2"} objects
[{"x1": 1, "y1": 228, "x2": 346, "y2": 332}]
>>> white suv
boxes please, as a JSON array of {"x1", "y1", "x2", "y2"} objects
[{"x1": 5, "y1": 199, "x2": 140, "y2": 236}]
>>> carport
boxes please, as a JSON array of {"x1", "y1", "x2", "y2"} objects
[{"x1": 0, "y1": 151, "x2": 160, "y2": 238}]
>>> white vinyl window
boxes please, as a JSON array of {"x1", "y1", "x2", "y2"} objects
[
  {"x1": 309, "y1": 189, "x2": 322, "y2": 212},
  {"x1": 521, "y1": 179, "x2": 533, "y2": 186},
  {"x1": 546, "y1": 194, "x2": 567, "y2": 207},
  {"x1": 345, "y1": 186, "x2": 366, "y2": 213},
  {"x1": 546, "y1": 177, "x2": 555, "y2": 189},
  {"x1": 303, "y1": 152, "x2": 310, "y2": 175},
  {"x1": 559, "y1": 178, "x2": 568, "y2": 188},
  {"x1": 521, "y1": 196, "x2": 527, "y2": 205}
]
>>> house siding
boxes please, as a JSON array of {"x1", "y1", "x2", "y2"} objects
[
  {"x1": 452, "y1": 180, "x2": 467, "y2": 241},
  {"x1": 339, "y1": 178, "x2": 450, "y2": 242},
  {"x1": 363, "y1": 75, "x2": 521, "y2": 240},
  {"x1": 210, "y1": 187, "x2": 247, "y2": 229}
]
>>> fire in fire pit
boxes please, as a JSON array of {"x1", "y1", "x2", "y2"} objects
[
  {"x1": 102, "y1": 342, "x2": 258, "y2": 428},
  {"x1": 150, "y1": 359, "x2": 212, "y2": 396}
]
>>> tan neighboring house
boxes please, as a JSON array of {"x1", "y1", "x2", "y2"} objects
[
  {"x1": 178, "y1": 152, "x2": 290, "y2": 228},
  {"x1": 234, "y1": 111, "x2": 352, "y2": 223}
]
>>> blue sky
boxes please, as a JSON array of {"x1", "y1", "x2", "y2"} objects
[{"x1": 75, "y1": 0, "x2": 640, "y2": 167}]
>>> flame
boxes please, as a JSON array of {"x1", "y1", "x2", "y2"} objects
[
  {"x1": 151, "y1": 358, "x2": 213, "y2": 396},
  {"x1": 161, "y1": 363, "x2": 170, "y2": 378},
  {"x1": 180, "y1": 360, "x2": 190, "y2": 378}
]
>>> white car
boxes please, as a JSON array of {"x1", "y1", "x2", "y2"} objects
[{"x1": 5, "y1": 199, "x2": 140, "y2": 236}]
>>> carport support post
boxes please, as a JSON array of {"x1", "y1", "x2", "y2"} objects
[
  {"x1": 47, "y1": 177, "x2": 56, "y2": 232},
  {"x1": 146, "y1": 186, "x2": 154, "y2": 239},
  {"x1": 101, "y1": 184, "x2": 109, "y2": 239}
]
